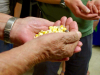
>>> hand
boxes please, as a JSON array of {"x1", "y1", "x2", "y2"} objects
[
  {"x1": 48, "y1": 16, "x2": 82, "y2": 61},
  {"x1": 87, "y1": 0, "x2": 100, "y2": 17},
  {"x1": 10, "y1": 17, "x2": 54, "y2": 45},
  {"x1": 65, "y1": 0, "x2": 99, "y2": 20},
  {"x1": 94, "y1": 0, "x2": 100, "y2": 16},
  {"x1": 24, "y1": 30, "x2": 81, "y2": 62}
]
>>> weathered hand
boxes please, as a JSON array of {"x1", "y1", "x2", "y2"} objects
[
  {"x1": 60, "y1": 16, "x2": 82, "y2": 53},
  {"x1": 24, "y1": 30, "x2": 81, "y2": 62},
  {"x1": 10, "y1": 17, "x2": 54, "y2": 45},
  {"x1": 51, "y1": 16, "x2": 82, "y2": 61},
  {"x1": 65, "y1": 0, "x2": 99, "y2": 20}
]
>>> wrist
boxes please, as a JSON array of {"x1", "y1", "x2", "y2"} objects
[
  {"x1": 4, "y1": 17, "x2": 18, "y2": 43},
  {"x1": 0, "y1": 13, "x2": 12, "y2": 40},
  {"x1": 64, "y1": 0, "x2": 70, "y2": 6}
]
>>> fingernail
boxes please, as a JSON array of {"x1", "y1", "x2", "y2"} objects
[{"x1": 86, "y1": 8, "x2": 90, "y2": 13}]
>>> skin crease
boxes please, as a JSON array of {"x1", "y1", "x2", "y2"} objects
[
  {"x1": 10, "y1": 17, "x2": 54, "y2": 45},
  {"x1": 0, "y1": 29, "x2": 81, "y2": 75}
]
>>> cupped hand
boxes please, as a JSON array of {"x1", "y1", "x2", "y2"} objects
[
  {"x1": 27, "y1": 30, "x2": 81, "y2": 62},
  {"x1": 52, "y1": 16, "x2": 82, "y2": 61},
  {"x1": 10, "y1": 17, "x2": 54, "y2": 45},
  {"x1": 65, "y1": 0, "x2": 99, "y2": 20},
  {"x1": 86, "y1": 0, "x2": 100, "y2": 18}
]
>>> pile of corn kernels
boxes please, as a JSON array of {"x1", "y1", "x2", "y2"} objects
[{"x1": 34, "y1": 25, "x2": 68, "y2": 38}]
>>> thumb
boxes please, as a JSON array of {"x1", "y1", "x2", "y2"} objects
[
  {"x1": 79, "y1": 1, "x2": 90, "y2": 13},
  {"x1": 64, "y1": 31, "x2": 82, "y2": 44}
]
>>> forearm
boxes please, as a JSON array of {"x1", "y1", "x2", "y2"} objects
[
  {"x1": 0, "y1": 41, "x2": 44, "y2": 75},
  {"x1": 14, "y1": 2, "x2": 22, "y2": 18},
  {"x1": 0, "y1": 13, "x2": 12, "y2": 40}
]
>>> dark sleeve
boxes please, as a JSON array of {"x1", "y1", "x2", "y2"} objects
[
  {"x1": 17, "y1": 0, "x2": 23, "y2": 4},
  {"x1": 31, "y1": 0, "x2": 36, "y2": 2}
]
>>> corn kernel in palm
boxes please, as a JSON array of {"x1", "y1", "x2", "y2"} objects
[
  {"x1": 49, "y1": 26, "x2": 54, "y2": 30},
  {"x1": 62, "y1": 28, "x2": 67, "y2": 32},
  {"x1": 46, "y1": 30, "x2": 52, "y2": 33},
  {"x1": 35, "y1": 34, "x2": 39, "y2": 38},
  {"x1": 57, "y1": 28, "x2": 62, "y2": 31},
  {"x1": 60, "y1": 25, "x2": 64, "y2": 29},
  {"x1": 38, "y1": 32, "x2": 43, "y2": 36},
  {"x1": 43, "y1": 31, "x2": 48, "y2": 34},
  {"x1": 58, "y1": 30, "x2": 63, "y2": 32}
]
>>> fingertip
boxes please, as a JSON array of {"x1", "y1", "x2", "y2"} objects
[
  {"x1": 74, "y1": 46, "x2": 81, "y2": 53},
  {"x1": 78, "y1": 41, "x2": 83, "y2": 47},
  {"x1": 93, "y1": 5, "x2": 98, "y2": 13},
  {"x1": 54, "y1": 20, "x2": 61, "y2": 26},
  {"x1": 60, "y1": 16, "x2": 67, "y2": 27},
  {"x1": 76, "y1": 31, "x2": 82, "y2": 39}
]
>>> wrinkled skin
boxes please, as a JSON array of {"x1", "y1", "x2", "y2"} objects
[
  {"x1": 10, "y1": 17, "x2": 54, "y2": 45},
  {"x1": 10, "y1": 16, "x2": 82, "y2": 61},
  {"x1": 23, "y1": 29, "x2": 81, "y2": 62},
  {"x1": 65, "y1": 0, "x2": 99, "y2": 20},
  {"x1": 0, "y1": 16, "x2": 82, "y2": 75},
  {"x1": 0, "y1": 30, "x2": 81, "y2": 75}
]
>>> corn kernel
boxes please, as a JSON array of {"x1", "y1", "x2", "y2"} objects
[{"x1": 34, "y1": 25, "x2": 68, "y2": 38}]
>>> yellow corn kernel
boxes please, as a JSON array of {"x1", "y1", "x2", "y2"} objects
[
  {"x1": 44, "y1": 31, "x2": 48, "y2": 34},
  {"x1": 38, "y1": 32, "x2": 43, "y2": 36},
  {"x1": 49, "y1": 26, "x2": 54, "y2": 30},
  {"x1": 62, "y1": 28, "x2": 67, "y2": 32},
  {"x1": 34, "y1": 25, "x2": 68, "y2": 38}
]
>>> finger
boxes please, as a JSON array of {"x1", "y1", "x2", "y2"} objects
[
  {"x1": 60, "y1": 16, "x2": 67, "y2": 27},
  {"x1": 79, "y1": 12, "x2": 98, "y2": 20},
  {"x1": 63, "y1": 31, "x2": 82, "y2": 43},
  {"x1": 87, "y1": 3, "x2": 93, "y2": 13},
  {"x1": 74, "y1": 46, "x2": 81, "y2": 53},
  {"x1": 64, "y1": 41, "x2": 79, "y2": 57},
  {"x1": 78, "y1": 2, "x2": 90, "y2": 13},
  {"x1": 77, "y1": 41, "x2": 83, "y2": 47},
  {"x1": 98, "y1": 10, "x2": 100, "y2": 16},
  {"x1": 53, "y1": 20, "x2": 61, "y2": 26},
  {"x1": 94, "y1": 1, "x2": 100, "y2": 15},
  {"x1": 65, "y1": 17, "x2": 73, "y2": 30},
  {"x1": 69, "y1": 21, "x2": 78, "y2": 32},
  {"x1": 94, "y1": 2, "x2": 100, "y2": 11},
  {"x1": 74, "y1": 6, "x2": 98, "y2": 20},
  {"x1": 93, "y1": 5, "x2": 98, "y2": 13}
]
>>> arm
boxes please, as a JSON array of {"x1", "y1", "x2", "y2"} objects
[
  {"x1": 0, "y1": 40, "x2": 43, "y2": 75},
  {"x1": 93, "y1": 20, "x2": 99, "y2": 30},
  {"x1": 0, "y1": 14, "x2": 82, "y2": 75},
  {"x1": 14, "y1": 2, "x2": 22, "y2": 17}
]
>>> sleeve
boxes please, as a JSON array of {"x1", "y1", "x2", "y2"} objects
[
  {"x1": 31, "y1": 0, "x2": 36, "y2": 2},
  {"x1": 17, "y1": 0, "x2": 23, "y2": 4}
]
